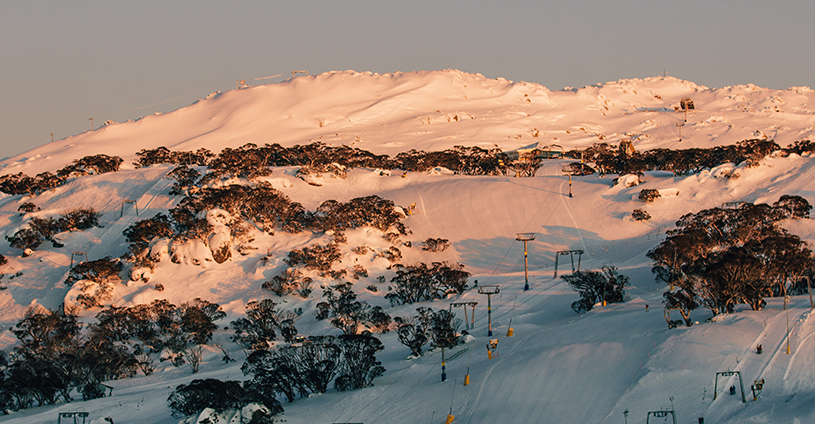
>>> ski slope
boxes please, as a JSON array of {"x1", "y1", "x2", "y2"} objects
[{"x1": 1, "y1": 70, "x2": 815, "y2": 423}]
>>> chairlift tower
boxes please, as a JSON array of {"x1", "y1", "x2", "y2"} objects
[
  {"x1": 478, "y1": 285, "x2": 500, "y2": 336},
  {"x1": 516, "y1": 233, "x2": 536, "y2": 291},
  {"x1": 785, "y1": 294, "x2": 791, "y2": 354},
  {"x1": 70, "y1": 251, "x2": 88, "y2": 269},
  {"x1": 121, "y1": 199, "x2": 139, "y2": 217},
  {"x1": 680, "y1": 97, "x2": 695, "y2": 122},
  {"x1": 645, "y1": 408, "x2": 677, "y2": 424},
  {"x1": 562, "y1": 166, "x2": 575, "y2": 198},
  {"x1": 450, "y1": 302, "x2": 478, "y2": 330},
  {"x1": 58, "y1": 412, "x2": 90, "y2": 424},
  {"x1": 713, "y1": 370, "x2": 746, "y2": 403},
  {"x1": 553, "y1": 250, "x2": 584, "y2": 278}
]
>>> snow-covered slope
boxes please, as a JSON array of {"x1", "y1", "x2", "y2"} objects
[
  {"x1": 3, "y1": 70, "x2": 815, "y2": 177},
  {"x1": 2, "y1": 70, "x2": 815, "y2": 424}
]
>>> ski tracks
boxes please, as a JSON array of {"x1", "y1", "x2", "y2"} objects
[{"x1": 85, "y1": 175, "x2": 173, "y2": 261}]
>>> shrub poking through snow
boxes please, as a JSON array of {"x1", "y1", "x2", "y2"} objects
[
  {"x1": 375, "y1": 246, "x2": 402, "y2": 263},
  {"x1": 638, "y1": 188, "x2": 661, "y2": 203},
  {"x1": 284, "y1": 243, "x2": 342, "y2": 276},
  {"x1": 17, "y1": 202, "x2": 40, "y2": 214},
  {"x1": 632, "y1": 208, "x2": 651, "y2": 221},
  {"x1": 422, "y1": 238, "x2": 450, "y2": 252},
  {"x1": 263, "y1": 268, "x2": 314, "y2": 298}
]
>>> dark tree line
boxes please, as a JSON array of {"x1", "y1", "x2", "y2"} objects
[
  {"x1": 133, "y1": 142, "x2": 529, "y2": 179},
  {"x1": 567, "y1": 138, "x2": 804, "y2": 176},
  {"x1": 648, "y1": 196, "x2": 813, "y2": 327},
  {"x1": 134, "y1": 147, "x2": 214, "y2": 168}
]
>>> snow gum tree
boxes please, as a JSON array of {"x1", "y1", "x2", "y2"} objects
[
  {"x1": 648, "y1": 197, "x2": 814, "y2": 326},
  {"x1": 562, "y1": 265, "x2": 629, "y2": 313},
  {"x1": 386, "y1": 262, "x2": 470, "y2": 306},
  {"x1": 393, "y1": 307, "x2": 461, "y2": 356},
  {"x1": 231, "y1": 299, "x2": 299, "y2": 353}
]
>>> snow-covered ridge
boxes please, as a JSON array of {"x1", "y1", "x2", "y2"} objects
[{"x1": 2, "y1": 70, "x2": 814, "y2": 177}]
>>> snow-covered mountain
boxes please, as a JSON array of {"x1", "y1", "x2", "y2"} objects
[{"x1": 2, "y1": 70, "x2": 815, "y2": 424}]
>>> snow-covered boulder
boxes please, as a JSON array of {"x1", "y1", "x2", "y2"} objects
[
  {"x1": 613, "y1": 174, "x2": 641, "y2": 187},
  {"x1": 206, "y1": 209, "x2": 233, "y2": 264}
]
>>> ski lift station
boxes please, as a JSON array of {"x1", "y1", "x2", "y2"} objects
[{"x1": 505, "y1": 142, "x2": 564, "y2": 159}]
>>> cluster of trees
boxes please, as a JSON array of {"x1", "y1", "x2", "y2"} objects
[
  {"x1": 0, "y1": 297, "x2": 227, "y2": 412},
  {"x1": 562, "y1": 265, "x2": 630, "y2": 313},
  {"x1": 132, "y1": 142, "x2": 539, "y2": 179},
  {"x1": 171, "y1": 183, "x2": 307, "y2": 236},
  {"x1": 122, "y1": 182, "x2": 409, "y2": 271},
  {"x1": 170, "y1": 313, "x2": 388, "y2": 420},
  {"x1": 315, "y1": 282, "x2": 392, "y2": 335},
  {"x1": 0, "y1": 154, "x2": 123, "y2": 196},
  {"x1": 311, "y1": 195, "x2": 408, "y2": 234},
  {"x1": 134, "y1": 147, "x2": 214, "y2": 168},
  {"x1": 569, "y1": 139, "x2": 794, "y2": 176},
  {"x1": 167, "y1": 378, "x2": 279, "y2": 423},
  {"x1": 57, "y1": 154, "x2": 123, "y2": 178},
  {"x1": 632, "y1": 209, "x2": 651, "y2": 221},
  {"x1": 6, "y1": 207, "x2": 102, "y2": 254},
  {"x1": 240, "y1": 333, "x2": 385, "y2": 405},
  {"x1": 393, "y1": 307, "x2": 462, "y2": 357},
  {"x1": 648, "y1": 196, "x2": 813, "y2": 327},
  {"x1": 0, "y1": 298, "x2": 227, "y2": 411},
  {"x1": 386, "y1": 262, "x2": 471, "y2": 306},
  {"x1": 230, "y1": 299, "x2": 300, "y2": 352}
]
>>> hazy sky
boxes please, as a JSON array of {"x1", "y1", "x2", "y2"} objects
[{"x1": 2, "y1": 1, "x2": 814, "y2": 159}]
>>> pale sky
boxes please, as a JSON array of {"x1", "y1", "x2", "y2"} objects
[{"x1": 2, "y1": 0, "x2": 814, "y2": 159}]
